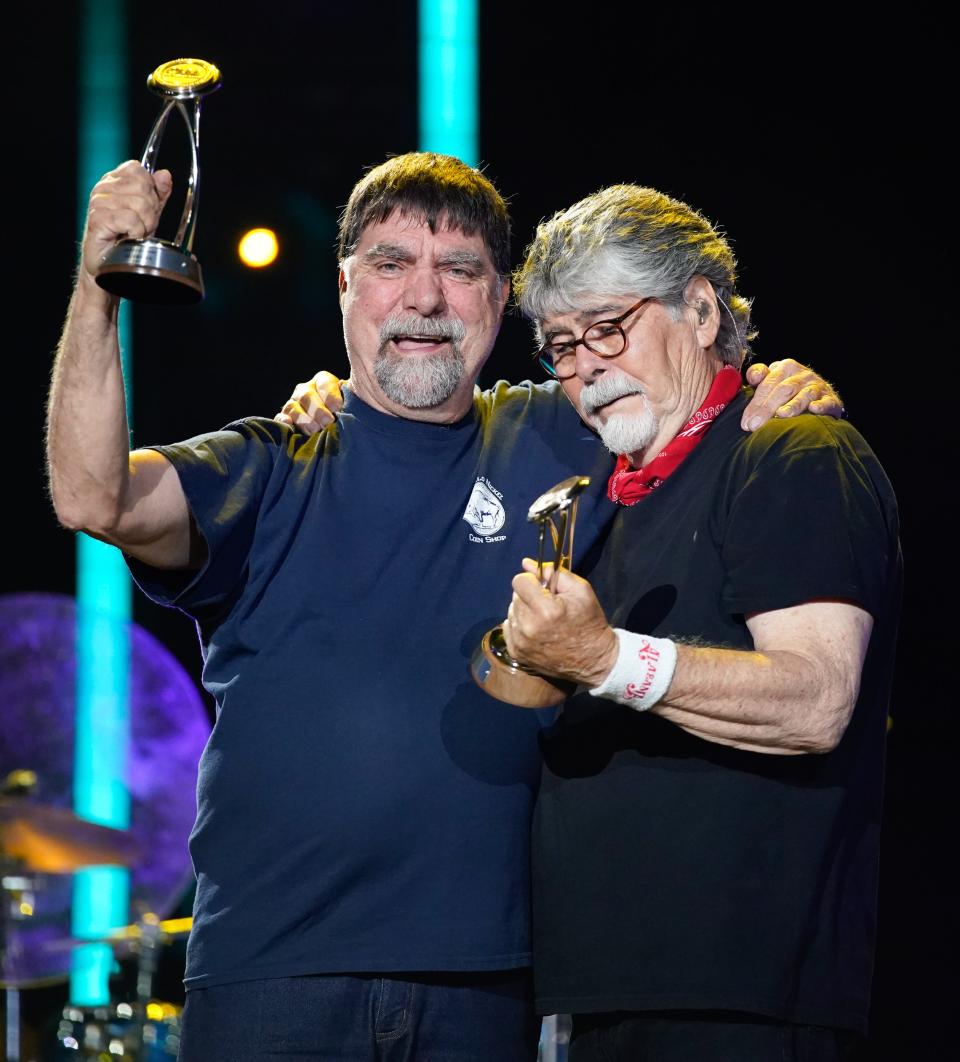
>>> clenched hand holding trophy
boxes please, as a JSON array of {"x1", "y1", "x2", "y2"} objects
[
  {"x1": 96, "y1": 58, "x2": 221, "y2": 305},
  {"x1": 470, "y1": 475, "x2": 590, "y2": 707}
]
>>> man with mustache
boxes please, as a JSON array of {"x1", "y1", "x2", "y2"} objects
[
  {"x1": 494, "y1": 185, "x2": 899, "y2": 1060},
  {"x1": 47, "y1": 153, "x2": 838, "y2": 1061}
]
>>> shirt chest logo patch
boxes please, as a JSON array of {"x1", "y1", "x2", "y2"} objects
[{"x1": 463, "y1": 477, "x2": 507, "y2": 541}]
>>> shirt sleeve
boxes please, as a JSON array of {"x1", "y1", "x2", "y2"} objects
[
  {"x1": 126, "y1": 417, "x2": 290, "y2": 617},
  {"x1": 716, "y1": 416, "x2": 900, "y2": 620}
]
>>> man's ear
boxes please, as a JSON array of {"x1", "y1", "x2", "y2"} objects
[
  {"x1": 684, "y1": 275, "x2": 720, "y2": 347},
  {"x1": 338, "y1": 266, "x2": 348, "y2": 305}
]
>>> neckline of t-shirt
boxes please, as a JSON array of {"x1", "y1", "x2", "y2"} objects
[{"x1": 339, "y1": 388, "x2": 480, "y2": 442}]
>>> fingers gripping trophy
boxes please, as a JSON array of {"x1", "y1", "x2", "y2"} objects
[
  {"x1": 470, "y1": 475, "x2": 590, "y2": 708},
  {"x1": 96, "y1": 58, "x2": 221, "y2": 305}
]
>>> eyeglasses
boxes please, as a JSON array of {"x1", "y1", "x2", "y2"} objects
[{"x1": 535, "y1": 297, "x2": 654, "y2": 380}]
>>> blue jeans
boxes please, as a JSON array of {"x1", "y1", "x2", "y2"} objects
[{"x1": 177, "y1": 970, "x2": 540, "y2": 1061}]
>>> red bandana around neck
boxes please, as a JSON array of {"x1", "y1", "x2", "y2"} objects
[{"x1": 606, "y1": 364, "x2": 742, "y2": 506}]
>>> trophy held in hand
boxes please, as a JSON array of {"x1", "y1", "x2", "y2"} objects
[
  {"x1": 470, "y1": 475, "x2": 590, "y2": 708},
  {"x1": 96, "y1": 58, "x2": 222, "y2": 305}
]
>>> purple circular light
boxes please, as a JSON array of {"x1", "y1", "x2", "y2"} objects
[{"x1": 0, "y1": 592, "x2": 210, "y2": 986}]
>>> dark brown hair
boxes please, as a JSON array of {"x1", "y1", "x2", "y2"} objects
[{"x1": 338, "y1": 153, "x2": 511, "y2": 277}]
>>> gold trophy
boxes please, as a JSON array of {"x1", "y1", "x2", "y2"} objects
[
  {"x1": 470, "y1": 475, "x2": 590, "y2": 708},
  {"x1": 96, "y1": 59, "x2": 222, "y2": 305}
]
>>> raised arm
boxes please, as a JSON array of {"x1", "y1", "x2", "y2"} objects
[{"x1": 46, "y1": 161, "x2": 201, "y2": 570}]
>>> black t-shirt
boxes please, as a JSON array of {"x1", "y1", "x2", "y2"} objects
[{"x1": 532, "y1": 392, "x2": 902, "y2": 1033}]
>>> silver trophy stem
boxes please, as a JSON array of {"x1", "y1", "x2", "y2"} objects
[
  {"x1": 136, "y1": 97, "x2": 201, "y2": 255},
  {"x1": 140, "y1": 99, "x2": 174, "y2": 172},
  {"x1": 536, "y1": 495, "x2": 579, "y2": 591},
  {"x1": 536, "y1": 521, "x2": 548, "y2": 583},
  {"x1": 173, "y1": 100, "x2": 202, "y2": 253}
]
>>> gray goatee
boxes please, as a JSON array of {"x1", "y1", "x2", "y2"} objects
[{"x1": 375, "y1": 314, "x2": 467, "y2": 409}]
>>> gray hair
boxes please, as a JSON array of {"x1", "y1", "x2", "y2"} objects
[{"x1": 514, "y1": 185, "x2": 755, "y2": 367}]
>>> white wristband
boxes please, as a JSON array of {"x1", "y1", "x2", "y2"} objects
[{"x1": 589, "y1": 629, "x2": 678, "y2": 711}]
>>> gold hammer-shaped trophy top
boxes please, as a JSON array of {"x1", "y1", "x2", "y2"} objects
[{"x1": 529, "y1": 474, "x2": 591, "y2": 592}]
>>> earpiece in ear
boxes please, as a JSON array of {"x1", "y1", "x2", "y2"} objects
[{"x1": 696, "y1": 302, "x2": 707, "y2": 325}]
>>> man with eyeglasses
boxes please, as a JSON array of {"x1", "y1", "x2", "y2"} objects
[
  {"x1": 491, "y1": 184, "x2": 900, "y2": 1060},
  {"x1": 49, "y1": 152, "x2": 844, "y2": 1061}
]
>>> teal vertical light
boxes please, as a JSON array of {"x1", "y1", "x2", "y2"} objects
[
  {"x1": 418, "y1": 0, "x2": 478, "y2": 165},
  {"x1": 71, "y1": 0, "x2": 132, "y2": 1007}
]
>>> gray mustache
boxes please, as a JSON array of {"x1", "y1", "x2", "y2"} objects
[
  {"x1": 380, "y1": 315, "x2": 466, "y2": 344},
  {"x1": 580, "y1": 374, "x2": 646, "y2": 416}
]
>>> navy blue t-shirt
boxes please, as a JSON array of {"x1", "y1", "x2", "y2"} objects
[{"x1": 129, "y1": 382, "x2": 615, "y2": 988}]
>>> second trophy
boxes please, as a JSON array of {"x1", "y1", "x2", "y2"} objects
[{"x1": 470, "y1": 475, "x2": 590, "y2": 708}]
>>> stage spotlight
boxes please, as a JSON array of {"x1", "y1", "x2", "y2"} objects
[{"x1": 238, "y1": 228, "x2": 279, "y2": 268}]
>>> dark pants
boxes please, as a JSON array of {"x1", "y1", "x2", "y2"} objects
[
  {"x1": 569, "y1": 1010, "x2": 860, "y2": 1062},
  {"x1": 177, "y1": 970, "x2": 540, "y2": 1061}
]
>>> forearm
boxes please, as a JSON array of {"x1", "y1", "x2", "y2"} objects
[
  {"x1": 506, "y1": 572, "x2": 855, "y2": 753},
  {"x1": 46, "y1": 274, "x2": 132, "y2": 536},
  {"x1": 650, "y1": 641, "x2": 856, "y2": 755}
]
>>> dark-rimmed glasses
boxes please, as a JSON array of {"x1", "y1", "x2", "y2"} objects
[{"x1": 535, "y1": 297, "x2": 654, "y2": 380}]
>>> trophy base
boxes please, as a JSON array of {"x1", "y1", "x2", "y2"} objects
[
  {"x1": 470, "y1": 626, "x2": 574, "y2": 708},
  {"x1": 96, "y1": 238, "x2": 204, "y2": 305}
]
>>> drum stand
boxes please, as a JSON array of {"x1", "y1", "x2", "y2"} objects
[
  {"x1": 4, "y1": 984, "x2": 20, "y2": 1062},
  {"x1": 1, "y1": 864, "x2": 42, "y2": 1062},
  {"x1": 132, "y1": 914, "x2": 162, "y2": 1056}
]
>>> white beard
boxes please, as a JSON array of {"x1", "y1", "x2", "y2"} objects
[
  {"x1": 592, "y1": 405, "x2": 659, "y2": 456},
  {"x1": 580, "y1": 372, "x2": 660, "y2": 457}
]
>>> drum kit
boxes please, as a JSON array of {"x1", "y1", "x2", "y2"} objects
[
  {"x1": 1, "y1": 793, "x2": 188, "y2": 1059},
  {"x1": 0, "y1": 593, "x2": 211, "y2": 1061}
]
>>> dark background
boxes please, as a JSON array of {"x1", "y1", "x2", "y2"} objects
[{"x1": 7, "y1": 2, "x2": 951, "y2": 1058}]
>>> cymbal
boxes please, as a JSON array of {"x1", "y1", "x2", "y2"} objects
[
  {"x1": 0, "y1": 799, "x2": 141, "y2": 872},
  {"x1": 0, "y1": 592, "x2": 211, "y2": 987},
  {"x1": 31, "y1": 915, "x2": 194, "y2": 956},
  {"x1": 110, "y1": 914, "x2": 193, "y2": 940}
]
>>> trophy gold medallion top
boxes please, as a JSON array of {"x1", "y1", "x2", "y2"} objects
[{"x1": 148, "y1": 58, "x2": 222, "y2": 98}]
